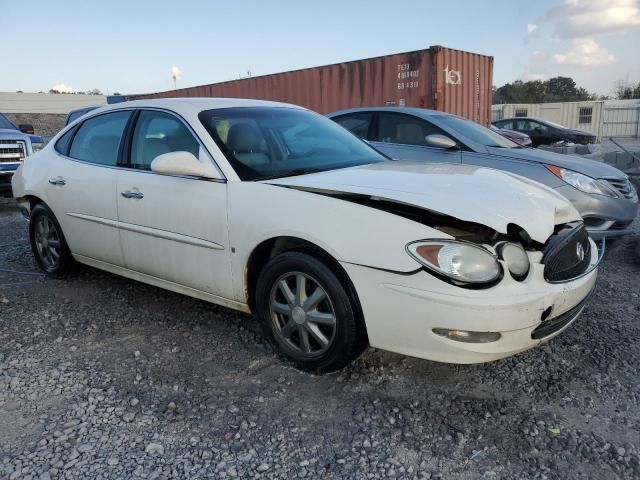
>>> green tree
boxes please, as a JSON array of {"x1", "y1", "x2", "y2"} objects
[
  {"x1": 493, "y1": 76, "x2": 595, "y2": 104},
  {"x1": 613, "y1": 80, "x2": 640, "y2": 99}
]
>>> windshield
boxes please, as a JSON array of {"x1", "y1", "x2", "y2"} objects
[
  {"x1": 0, "y1": 113, "x2": 17, "y2": 130},
  {"x1": 199, "y1": 107, "x2": 386, "y2": 180},
  {"x1": 434, "y1": 115, "x2": 519, "y2": 148}
]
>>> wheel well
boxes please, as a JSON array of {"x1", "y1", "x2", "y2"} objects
[
  {"x1": 245, "y1": 236, "x2": 369, "y2": 343},
  {"x1": 24, "y1": 195, "x2": 44, "y2": 211}
]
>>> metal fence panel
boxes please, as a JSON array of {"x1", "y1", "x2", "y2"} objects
[
  {"x1": 601, "y1": 100, "x2": 640, "y2": 139},
  {"x1": 492, "y1": 100, "x2": 640, "y2": 140}
]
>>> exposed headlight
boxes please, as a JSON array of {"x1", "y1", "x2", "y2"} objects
[
  {"x1": 407, "y1": 240, "x2": 501, "y2": 285},
  {"x1": 546, "y1": 165, "x2": 617, "y2": 197},
  {"x1": 30, "y1": 142, "x2": 45, "y2": 154},
  {"x1": 496, "y1": 242, "x2": 530, "y2": 280}
]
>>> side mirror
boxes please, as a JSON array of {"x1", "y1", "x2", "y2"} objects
[
  {"x1": 19, "y1": 124, "x2": 34, "y2": 134},
  {"x1": 534, "y1": 127, "x2": 543, "y2": 133},
  {"x1": 150, "y1": 151, "x2": 221, "y2": 179},
  {"x1": 425, "y1": 134, "x2": 458, "y2": 150}
]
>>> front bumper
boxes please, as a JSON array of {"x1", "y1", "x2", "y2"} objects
[
  {"x1": 342, "y1": 238, "x2": 599, "y2": 364},
  {"x1": 0, "y1": 170, "x2": 15, "y2": 197},
  {"x1": 554, "y1": 184, "x2": 638, "y2": 240}
]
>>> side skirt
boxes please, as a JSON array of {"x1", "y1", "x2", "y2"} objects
[{"x1": 72, "y1": 254, "x2": 251, "y2": 314}]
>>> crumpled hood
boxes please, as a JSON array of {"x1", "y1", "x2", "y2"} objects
[
  {"x1": 486, "y1": 146, "x2": 626, "y2": 179},
  {"x1": 264, "y1": 162, "x2": 580, "y2": 244}
]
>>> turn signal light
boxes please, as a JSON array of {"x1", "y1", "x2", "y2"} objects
[{"x1": 433, "y1": 328, "x2": 501, "y2": 343}]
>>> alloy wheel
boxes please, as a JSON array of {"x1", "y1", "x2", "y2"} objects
[
  {"x1": 34, "y1": 215, "x2": 61, "y2": 270},
  {"x1": 269, "y1": 272, "x2": 337, "y2": 357}
]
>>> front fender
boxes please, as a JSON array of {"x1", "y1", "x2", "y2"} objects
[{"x1": 227, "y1": 182, "x2": 451, "y2": 301}]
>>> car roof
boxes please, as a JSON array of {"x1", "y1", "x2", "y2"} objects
[
  {"x1": 67, "y1": 105, "x2": 100, "y2": 115},
  {"x1": 495, "y1": 117, "x2": 550, "y2": 123},
  {"x1": 327, "y1": 106, "x2": 447, "y2": 119},
  {"x1": 92, "y1": 97, "x2": 305, "y2": 116}
]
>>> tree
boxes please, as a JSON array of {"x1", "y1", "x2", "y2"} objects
[
  {"x1": 613, "y1": 79, "x2": 640, "y2": 99},
  {"x1": 493, "y1": 76, "x2": 594, "y2": 104},
  {"x1": 88, "y1": 88, "x2": 103, "y2": 95},
  {"x1": 48, "y1": 88, "x2": 60, "y2": 94}
]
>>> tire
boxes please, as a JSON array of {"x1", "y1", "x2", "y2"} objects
[
  {"x1": 29, "y1": 203, "x2": 74, "y2": 275},
  {"x1": 256, "y1": 252, "x2": 365, "y2": 373}
]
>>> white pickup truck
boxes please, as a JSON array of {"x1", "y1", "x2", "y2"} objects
[{"x1": 0, "y1": 112, "x2": 43, "y2": 197}]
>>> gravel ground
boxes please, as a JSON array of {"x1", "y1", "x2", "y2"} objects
[{"x1": 1, "y1": 197, "x2": 639, "y2": 479}]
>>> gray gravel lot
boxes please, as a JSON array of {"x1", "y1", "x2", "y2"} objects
[{"x1": 1, "y1": 197, "x2": 639, "y2": 479}]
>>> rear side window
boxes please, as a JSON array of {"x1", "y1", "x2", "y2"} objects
[
  {"x1": 69, "y1": 111, "x2": 131, "y2": 166},
  {"x1": 54, "y1": 127, "x2": 77, "y2": 155},
  {"x1": 130, "y1": 110, "x2": 200, "y2": 170},
  {"x1": 66, "y1": 111, "x2": 84, "y2": 125},
  {"x1": 375, "y1": 113, "x2": 446, "y2": 146},
  {"x1": 332, "y1": 113, "x2": 373, "y2": 140}
]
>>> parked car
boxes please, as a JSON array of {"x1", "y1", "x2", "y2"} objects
[
  {"x1": 0, "y1": 112, "x2": 43, "y2": 197},
  {"x1": 492, "y1": 117, "x2": 596, "y2": 147},
  {"x1": 12, "y1": 98, "x2": 600, "y2": 372},
  {"x1": 490, "y1": 125, "x2": 532, "y2": 147},
  {"x1": 328, "y1": 107, "x2": 638, "y2": 240},
  {"x1": 64, "y1": 105, "x2": 100, "y2": 126}
]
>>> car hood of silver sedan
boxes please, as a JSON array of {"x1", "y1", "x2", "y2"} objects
[
  {"x1": 486, "y1": 146, "x2": 625, "y2": 179},
  {"x1": 264, "y1": 161, "x2": 580, "y2": 244}
]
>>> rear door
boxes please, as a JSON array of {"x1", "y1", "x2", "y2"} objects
[
  {"x1": 50, "y1": 110, "x2": 132, "y2": 266},
  {"x1": 370, "y1": 112, "x2": 461, "y2": 163}
]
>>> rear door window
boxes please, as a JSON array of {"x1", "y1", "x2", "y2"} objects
[
  {"x1": 68, "y1": 111, "x2": 132, "y2": 166},
  {"x1": 332, "y1": 113, "x2": 373, "y2": 140}
]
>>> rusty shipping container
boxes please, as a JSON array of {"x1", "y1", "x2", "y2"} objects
[{"x1": 134, "y1": 46, "x2": 493, "y2": 125}]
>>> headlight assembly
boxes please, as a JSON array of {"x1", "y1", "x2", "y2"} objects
[
  {"x1": 495, "y1": 242, "x2": 530, "y2": 280},
  {"x1": 546, "y1": 165, "x2": 617, "y2": 197},
  {"x1": 407, "y1": 240, "x2": 501, "y2": 286},
  {"x1": 30, "y1": 142, "x2": 45, "y2": 154}
]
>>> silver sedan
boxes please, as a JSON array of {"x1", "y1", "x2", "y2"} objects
[{"x1": 328, "y1": 107, "x2": 638, "y2": 240}]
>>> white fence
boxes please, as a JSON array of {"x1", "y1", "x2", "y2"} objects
[
  {"x1": 0, "y1": 92, "x2": 107, "y2": 114},
  {"x1": 492, "y1": 99, "x2": 640, "y2": 140}
]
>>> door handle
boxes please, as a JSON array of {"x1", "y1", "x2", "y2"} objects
[
  {"x1": 48, "y1": 178, "x2": 66, "y2": 186},
  {"x1": 121, "y1": 190, "x2": 144, "y2": 199}
]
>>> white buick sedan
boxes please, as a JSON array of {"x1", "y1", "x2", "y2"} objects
[{"x1": 12, "y1": 98, "x2": 601, "y2": 372}]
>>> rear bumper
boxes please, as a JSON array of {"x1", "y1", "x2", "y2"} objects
[{"x1": 342, "y1": 238, "x2": 599, "y2": 364}]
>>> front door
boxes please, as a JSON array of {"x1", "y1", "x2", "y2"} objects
[
  {"x1": 116, "y1": 109, "x2": 234, "y2": 298},
  {"x1": 370, "y1": 112, "x2": 461, "y2": 164}
]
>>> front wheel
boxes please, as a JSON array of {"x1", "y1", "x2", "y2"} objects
[
  {"x1": 29, "y1": 203, "x2": 74, "y2": 275},
  {"x1": 256, "y1": 252, "x2": 365, "y2": 373}
]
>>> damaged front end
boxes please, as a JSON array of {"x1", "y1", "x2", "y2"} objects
[{"x1": 279, "y1": 185, "x2": 602, "y2": 289}]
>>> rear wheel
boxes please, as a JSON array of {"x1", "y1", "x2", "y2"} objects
[
  {"x1": 256, "y1": 252, "x2": 364, "y2": 373},
  {"x1": 29, "y1": 203, "x2": 74, "y2": 275}
]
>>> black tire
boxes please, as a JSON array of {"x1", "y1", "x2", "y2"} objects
[
  {"x1": 29, "y1": 203, "x2": 74, "y2": 275},
  {"x1": 256, "y1": 252, "x2": 365, "y2": 373}
]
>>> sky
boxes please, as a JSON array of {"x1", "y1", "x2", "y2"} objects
[{"x1": 1, "y1": 0, "x2": 639, "y2": 96}]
